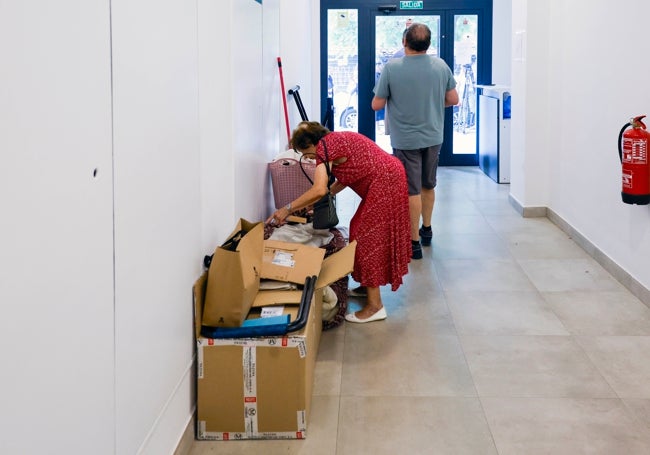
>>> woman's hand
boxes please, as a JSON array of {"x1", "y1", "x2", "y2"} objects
[{"x1": 265, "y1": 205, "x2": 291, "y2": 226}]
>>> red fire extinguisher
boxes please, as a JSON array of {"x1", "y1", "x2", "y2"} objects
[{"x1": 618, "y1": 115, "x2": 650, "y2": 205}]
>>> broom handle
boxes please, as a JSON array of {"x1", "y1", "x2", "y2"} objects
[{"x1": 277, "y1": 57, "x2": 291, "y2": 146}]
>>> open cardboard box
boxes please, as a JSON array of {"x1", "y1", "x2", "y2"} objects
[
  {"x1": 194, "y1": 239, "x2": 356, "y2": 440},
  {"x1": 202, "y1": 218, "x2": 264, "y2": 328}
]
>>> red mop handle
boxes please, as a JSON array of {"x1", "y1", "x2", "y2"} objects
[{"x1": 277, "y1": 57, "x2": 291, "y2": 146}]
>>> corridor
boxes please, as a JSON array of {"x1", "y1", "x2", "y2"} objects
[{"x1": 189, "y1": 166, "x2": 650, "y2": 454}]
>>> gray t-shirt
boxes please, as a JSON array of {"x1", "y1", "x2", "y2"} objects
[{"x1": 374, "y1": 54, "x2": 456, "y2": 149}]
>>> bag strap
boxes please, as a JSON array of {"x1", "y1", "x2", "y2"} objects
[
  {"x1": 298, "y1": 138, "x2": 335, "y2": 189},
  {"x1": 321, "y1": 140, "x2": 335, "y2": 189},
  {"x1": 299, "y1": 153, "x2": 315, "y2": 185}
]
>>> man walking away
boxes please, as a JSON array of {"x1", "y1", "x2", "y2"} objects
[{"x1": 372, "y1": 23, "x2": 459, "y2": 259}]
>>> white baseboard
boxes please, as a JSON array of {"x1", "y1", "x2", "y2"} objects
[
  {"x1": 508, "y1": 196, "x2": 650, "y2": 308},
  {"x1": 173, "y1": 414, "x2": 195, "y2": 455},
  {"x1": 545, "y1": 208, "x2": 650, "y2": 308},
  {"x1": 508, "y1": 194, "x2": 547, "y2": 218},
  {"x1": 138, "y1": 357, "x2": 196, "y2": 455}
]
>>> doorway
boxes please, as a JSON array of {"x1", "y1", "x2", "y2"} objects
[{"x1": 320, "y1": 0, "x2": 493, "y2": 166}]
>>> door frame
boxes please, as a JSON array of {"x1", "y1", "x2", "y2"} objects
[{"x1": 320, "y1": 0, "x2": 493, "y2": 166}]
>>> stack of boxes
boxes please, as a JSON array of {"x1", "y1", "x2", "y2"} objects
[{"x1": 193, "y1": 218, "x2": 355, "y2": 440}]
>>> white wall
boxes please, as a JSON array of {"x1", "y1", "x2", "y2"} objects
[
  {"x1": 279, "y1": 1, "x2": 316, "y2": 137},
  {"x1": 509, "y1": 0, "x2": 553, "y2": 209},
  {"x1": 110, "y1": 0, "x2": 202, "y2": 453},
  {"x1": 492, "y1": 0, "x2": 512, "y2": 85},
  {"x1": 0, "y1": 1, "x2": 116, "y2": 453},
  {"x1": 511, "y1": 0, "x2": 650, "y2": 291},
  {"x1": 198, "y1": 0, "x2": 236, "y2": 252},
  {"x1": 233, "y1": 2, "x2": 267, "y2": 224},
  {"x1": 0, "y1": 0, "x2": 270, "y2": 453},
  {"x1": 262, "y1": 0, "x2": 282, "y2": 216},
  {"x1": 198, "y1": 0, "x2": 272, "y2": 232}
]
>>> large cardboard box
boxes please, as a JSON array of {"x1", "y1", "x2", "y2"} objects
[
  {"x1": 194, "y1": 240, "x2": 356, "y2": 440},
  {"x1": 202, "y1": 219, "x2": 263, "y2": 328}
]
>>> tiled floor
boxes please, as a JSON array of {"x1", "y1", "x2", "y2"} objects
[{"x1": 188, "y1": 166, "x2": 650, "y2": 455}]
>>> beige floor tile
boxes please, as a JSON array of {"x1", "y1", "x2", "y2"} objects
[
  {"x1": 337, "y1": 396, "x2": 498, "y2": 455},
  {"x1": 346, "y1": 273, "x2": 456, "y2": 333},
  {"x1": 342, "y1": 321, "x2": 476, "y2": 397},
  {"x1": 188, "y1": 396, "x2": 339, "y2": 455},
  {"x1": 482, "y1": 397, "x2": 650, "y2": 455},
  {"x1": 474, "y1": 198, "x2": 521, "y2": 216},
  {"x1": 544, "y1": 291, "x2": 650, "y2": 335},
  {"x1": 484, "y1": 213, "x2": 565, "y2": 237},
  {"x1": 461, "y1": 335, "x2": 616, "y2": 397},
  {"x1": 431, "y1": 214, "x2": 494, "y2": 235},
  {"x1": 508, "y1": 234, "x2": 592, "y2": 260},
  {"x1": 393, "y1": 259, "x2": 441, "y2": 294},
  {"x1": 437, "y1": 168, "x2": 510, "y2": 199},
  {"x1": 405, "y1": 245, "x2": 439, "y2": 270},
  {"x1": 446, "y1": 290, "x2": 569, "y2": 336},
  {"x1": 517, "y1": 258, "x2": 626, "y2": 292},
  {"x1": 434, "y1": 197, "x2": 484, "y2": 217},
  {"x1": 576, "y1": 336, "x2": 650, "y2": 398},
  {"x1": 623, "y1": 398, "x2": 650, "y2": 429},
  {"x1": 313, "y1": 326, "x2": 345, "y2": 396},
  {"x1": 428, "y1": 232, "x2": 512, "y2": 260},
  {"x1": 435, "y1": 258, "x2": 537, "y2": 292}
]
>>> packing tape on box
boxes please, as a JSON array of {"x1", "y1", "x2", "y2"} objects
[
  {"x1": 198, "y1": 340, "x2": 307, "y2": 440},
  {"x1": 198, "y1": 337, "x2": 307, "y2": 379},
  {"x1": 243, "y1": 346, "x2": 258, "y2": 436},
  {"x1": 198, "y1": 421, "x2": 306, "y2": 441},
  {"x1": 200, "y1": 336, "x2": 304, "y2": 349}
]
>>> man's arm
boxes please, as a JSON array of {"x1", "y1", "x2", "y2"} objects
[
  {"x1": 444, "y1": 88, "x2": 459, "y2": 107},
  {"x1": 371, "y1": 96, "x2": 386, "y2": 111}
]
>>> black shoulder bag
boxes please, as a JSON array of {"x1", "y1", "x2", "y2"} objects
[{"x1": 300, "y1": 140, "x2": 339, "y2": 229}]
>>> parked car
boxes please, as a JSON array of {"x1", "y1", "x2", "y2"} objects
[{"x1": 333, "y1": 80, "x2": 358, "y2": 130}]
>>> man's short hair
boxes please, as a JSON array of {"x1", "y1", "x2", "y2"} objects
[{"x1": 404, "y1": 23, "x2": 431, "y2": 52}]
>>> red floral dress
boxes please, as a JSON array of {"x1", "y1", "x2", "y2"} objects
[{"x1": 315, "y1": 132, "x2": 411, "y2": 290}]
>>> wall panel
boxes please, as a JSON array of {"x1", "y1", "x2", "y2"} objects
[
  {"x1": 0, "y1": 1, "x2": 115, "y2": 453},
  {"x1": 110, "y1": 0, "x2": 201, "y2": 453}
]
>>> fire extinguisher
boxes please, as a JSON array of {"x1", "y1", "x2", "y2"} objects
[{"x1": 618, "y1": 115, "x2": 650, "y2": 205}]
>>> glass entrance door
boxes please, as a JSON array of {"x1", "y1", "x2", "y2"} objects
[
  {"x1": 450, "y1": 14, "x2": 479, "y2": 163},
  {"x1": 325, "y1": 9, "x2": 359, "y2": 133},
  {"x1": 321, "y1": 1, "x2": 492, "y2": 166},
  {"x1": 374, "y1": 14, "x2": 441, "y2": 153},
  {"x1": 372, "y1": 11, "x2": 481, "y2": 164}
]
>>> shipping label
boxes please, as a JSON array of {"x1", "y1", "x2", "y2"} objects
[{"x1": 271, "y1": 250, "x2": 296, "y2": 268}]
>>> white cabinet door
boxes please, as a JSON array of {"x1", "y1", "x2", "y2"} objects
[{"x1": 0, "y1": 2, "x2": 116, "y2": 454}]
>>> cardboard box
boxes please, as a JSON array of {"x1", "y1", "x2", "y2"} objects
[
  {"x1": 194, "y1": 240, "x2": 356, "y2": 440},
  {"x1": 202, "y1": 219, "x2": 263, "y2": 328}
]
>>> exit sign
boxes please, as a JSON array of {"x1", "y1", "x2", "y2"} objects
[{"x1": 400, "y1": 1, "x2": 423, "y2": 9}]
